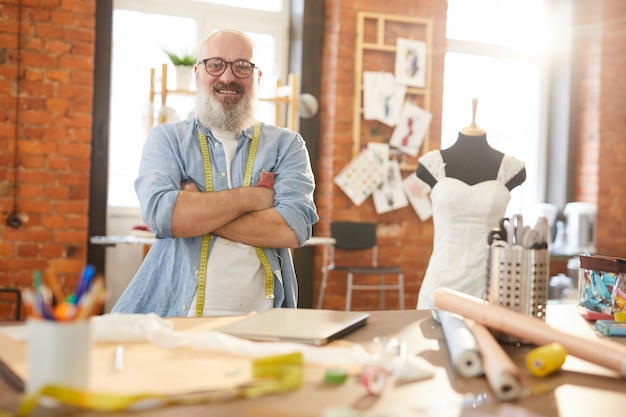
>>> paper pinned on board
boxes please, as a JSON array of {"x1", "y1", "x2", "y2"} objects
[
  {"x1": 334, "y1": 147, "x2": 386, "y2": 206},
  {"x1": 372, "y1": 160, "x2": 409, "y2": 214},
  {"x1": 363, "y1": 71, "x2": 407, "y2": 127},
  {"x1": 389, "y1": 101, "x2": 432, "y2": 157}
]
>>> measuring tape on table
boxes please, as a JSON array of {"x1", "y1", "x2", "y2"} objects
[{"x1": 8, "y1": 352, "x2": 302, "y2": 416}]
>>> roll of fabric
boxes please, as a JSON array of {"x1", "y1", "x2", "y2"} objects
[
  {"x1": 438, "y1": 309, "x2": 483, "y2": 377},
  {"x1": 432, "y1": 287, "x2": 626, "y2": 378},
  {"x1": 464, "y1": 318, "x2": 522, "y2": 400}
]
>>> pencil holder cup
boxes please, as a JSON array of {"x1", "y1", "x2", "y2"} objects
[
  {"x1": 486, "y1": 243, "x2": 550, "y2": 344},
  {"x1": 578, "y1": 254, "x2": 626, "y2": 317},
  {"x1": 27, "y1": 319, "x2": 91, "y2": 397}
]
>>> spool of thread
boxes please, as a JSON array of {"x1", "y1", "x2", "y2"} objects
[
  {"x1": 526, "y1": 343, "x2": 567, "y2": 377},
  {"x1": 361, "y1": 365, "x2": 387, "y2": 396},
  {"x1": 325, "y1": 369, "x2": 348, "y2": 385}
]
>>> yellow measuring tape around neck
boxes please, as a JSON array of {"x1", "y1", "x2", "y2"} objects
[{"x1": 196, "y1": 123, "x2": 274, "y2": 317}]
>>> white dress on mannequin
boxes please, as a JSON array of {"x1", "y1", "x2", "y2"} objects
[{"x1": 416, "y1": 150, "x2": 525, "y2": 309}]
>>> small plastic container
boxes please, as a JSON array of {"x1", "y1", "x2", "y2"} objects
[{"x1": 577, "y1": 255, "x2": 626, "y2": 318}]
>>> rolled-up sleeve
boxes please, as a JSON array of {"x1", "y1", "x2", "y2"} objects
[
  {"x1": 271, "y1": 131, "x2": 319, "y2": 246},
  {"x1": 134, "y1": 124, "x2": 191, "y2": 238}
]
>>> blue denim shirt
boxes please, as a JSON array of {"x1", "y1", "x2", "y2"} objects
[{"x1": 111, "y1": 118, "x2": 318, "y2": 317}]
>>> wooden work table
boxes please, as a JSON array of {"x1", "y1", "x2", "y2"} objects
[{"x1": 0, "y1": 304, "x2": 625, "y2": 416}]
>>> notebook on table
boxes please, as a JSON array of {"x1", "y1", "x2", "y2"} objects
[{"x1": 215, "y1": 308, "x2": 370, "y2": 346}]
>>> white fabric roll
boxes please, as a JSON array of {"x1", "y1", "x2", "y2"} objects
[{"x1": 438, "y1": 309, "x2": 483, "y2": 377}]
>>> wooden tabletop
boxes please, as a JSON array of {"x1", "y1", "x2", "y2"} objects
[{"x1": 1, "y1": 304, "x2": 625, "y2": 416}]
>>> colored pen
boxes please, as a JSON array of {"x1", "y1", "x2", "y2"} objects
[
  {"x1": 71, "y1": 264, "x2": 96, "y2": 305},
  {"x1": 75, "y1": 277, "x2": 105, "y2": 319}
]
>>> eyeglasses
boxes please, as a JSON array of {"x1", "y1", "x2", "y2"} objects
[{"x1": 200, "y1": 57, "x2": 256, "y2": 78}]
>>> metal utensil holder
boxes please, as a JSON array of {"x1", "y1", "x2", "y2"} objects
[{"x1": 486, "y1": 242, "x2": 550, "y2": 344}]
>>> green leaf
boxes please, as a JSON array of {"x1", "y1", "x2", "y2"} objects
[{"x1": 163, "y1": 49, "x2": 197, "y2": 66}]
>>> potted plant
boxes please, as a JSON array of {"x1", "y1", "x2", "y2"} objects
[{"x1": 163, "y1": 49, "x2": 196, "y2": 90}]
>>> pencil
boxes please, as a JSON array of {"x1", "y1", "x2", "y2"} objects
[
  {"x1": 75, "y1": 277, "x2": 105, "y2": 319},
  {"x1": 45, "y1": 268, "x2": 66, "y2": 304}
]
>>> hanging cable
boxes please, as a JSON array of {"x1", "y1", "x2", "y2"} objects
[{"x1": 6, "y1": 0, "x2": 23, "y2": 228}]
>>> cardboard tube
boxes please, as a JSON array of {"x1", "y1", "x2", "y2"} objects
[
  {"x1": 438, "y1": 310, "x2": 483, "y2": 377},
  {"x1": 464, "y1": 318, "x2": 522, "y2": 400},
  {"x1": 432, "y1": 288, "x2": 626, "y2": 378}
]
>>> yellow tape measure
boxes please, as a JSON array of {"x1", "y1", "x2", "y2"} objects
[
  {"x1": 10, "y1": 353, "x2": 302, "y2": 416},
  {"x1": 196, "y1": 125, "x2": 215, "y2": 316},
  {"x1": 195, "y1": 123, "x2": 273, "y2": 316},
  {"x1": 242, "y1": 124, "x2": 274, "y2": 300}
]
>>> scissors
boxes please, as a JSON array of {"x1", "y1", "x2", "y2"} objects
[
  {"x1": 487, "y1": 218, "x2": 514, "y2": 246},
  {"x1": 533, "y1": 216, "x2": 549, "y2": 245},
  {"x1": 510, "y1": 214, "x2": 524, "y2": 246},
  {"x1": 520, "y1": 226, "x2": 539, "y2": 248}
]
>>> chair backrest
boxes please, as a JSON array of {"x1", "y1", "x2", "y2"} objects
[
  {"x1": 330, "y1": 222, "x2": 377, "y2": 250},
  {"x1": 0, "y1": 288, "x2": 21, "y2": 321}
]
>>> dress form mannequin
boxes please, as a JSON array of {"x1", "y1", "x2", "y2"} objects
[
  {"x1": 415, "y1": 99, "x2": 526, "y2": 309},
  {"x1": 416, "y1": 98, "x2": 526, "y2": 190}
]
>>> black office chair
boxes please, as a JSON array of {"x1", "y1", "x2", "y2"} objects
[
  {"x1": 0, "y1": 288, "x2": 22, "y2": 321},
  {"x1": 317, "y1": 221, "x2": 405, "y2": 311}
]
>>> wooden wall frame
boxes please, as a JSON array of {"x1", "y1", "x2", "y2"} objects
[{"x1": 352, "y1": 12, "x2": 434, "y2": 170}]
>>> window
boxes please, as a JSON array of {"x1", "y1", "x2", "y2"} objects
[
  {"x1": 108, "y1": 0, "x2": 289, "y2": 208},
  {"x1": 108, "y1": 11, "x2": 198, "y2": 208},
  {"x1": 441, "y1": 0, "x2": 550, "y2": 217},
  {"x1": 191, "y1": 0, "x2": 283, "y2": 12}
]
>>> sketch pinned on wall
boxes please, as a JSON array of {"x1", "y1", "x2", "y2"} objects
[
  {"x1": 334, "y1": 147, "x2": 386, "y2": 206},
  {"x1": 366, "y1": 142, "x2": 390, "y2": 168},
  {"x1": 394, "y1": 38, "x2": 427, "y2": 88},
  {"x1": 363, "y1": 71, "x2": 407, "y2": 127},
  {"x1": 389, "y1": 101, "x2": 432, "y2": 156},
  {"x1": 373, "y1": 160, "x2": 409, "y2": 214}
]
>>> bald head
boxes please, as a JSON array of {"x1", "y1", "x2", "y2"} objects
[{"x1": 199, "y1": 29, "x2": 257, "y2": 65}]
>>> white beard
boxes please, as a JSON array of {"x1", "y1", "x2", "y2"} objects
[{"x1": 195, "y1": 81, "x2": 257, "y2": 133}]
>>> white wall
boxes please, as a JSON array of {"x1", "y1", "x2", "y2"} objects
[{"x1": 104, "y1": 207, "x2": 145, "y2": 312}]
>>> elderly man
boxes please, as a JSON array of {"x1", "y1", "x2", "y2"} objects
[{"x1": 113, "y1": 29, "x2": 318, "y2": 317}]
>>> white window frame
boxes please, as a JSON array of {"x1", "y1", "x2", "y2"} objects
[
  {"x1": 443, "y1": 39, "x2": 550, "y2": 206},
  {"x1": 113, "y1": 0, "x2": 290, "y2": 74},
  {"x1": 109, "y1": 0, "x2": 291, "y2": 210},
  {"x1": 441, "y1": 1, "x2": 553, "y2": 217}
]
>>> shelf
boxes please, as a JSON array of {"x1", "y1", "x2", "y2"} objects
[
  {"x1": 258, "y1": 73, "x2": 299, "y2": 131},
  {"x1": 149, "y1": 63, "x2": 196, "y2": 126},
  {"x1": 352, "y1": 12, "x2": 434, "y2": 170}
]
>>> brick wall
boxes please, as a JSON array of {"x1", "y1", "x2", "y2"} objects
[
  {"x1": 0, "y1": 0, "x2": 95, "y2": 319},
  {"x1": 1, "y1": 0, "x2": 625, "y2": 318},
  {"x1": 316, "y1": 0, "x2": 447, "y2": 310},
  {"x1": 572, "y1": 0, "x2": 626, "y2": 257},
  {"x1": 316, "y1": 0, "x2": 626, "y2": 311}
]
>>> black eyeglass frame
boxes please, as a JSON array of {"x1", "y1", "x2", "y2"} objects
[{"x1": 199, "y1": 57, "x2": 257, "y2": 78}]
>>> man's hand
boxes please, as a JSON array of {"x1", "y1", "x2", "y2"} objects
[
  {"x1": 181, "y1": 181, "x2": 200, "y2": 193},
  {"x1": 172, "y1": 179, "x2": 276, "y2": 239}
]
